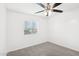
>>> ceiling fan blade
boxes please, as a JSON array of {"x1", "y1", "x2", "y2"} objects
[
  {"x1": 35, "y1": 10, "x2": 44, "y2": 13},
  {"x1": 53, "y1": 3, "x2": 62, "y2": 8},
  {"x1": 36, "y1": 3, "x2": 45, "y2": 8},
  {"x1": 53, "y1": 9, "x2": 63, "y2": 13}
]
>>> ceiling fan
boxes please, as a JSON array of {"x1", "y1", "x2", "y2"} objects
[{"x1": 35, "y1": 3, "x2": 63, "y2": 16}]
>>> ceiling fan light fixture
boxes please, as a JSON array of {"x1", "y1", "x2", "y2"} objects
[
  {"x1": 48, "y1": 10, "x2": 52, "y2": 16},
  {"x1": 36, "y1": 3, "x2": 63, "y2": 16},
  {"x1": 44, "y1": 10, "x2": 52, "y2": 16}
]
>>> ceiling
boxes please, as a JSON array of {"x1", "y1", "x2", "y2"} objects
[{"x1": 6, "y1": 3, "x2": 79, "y2": 16}]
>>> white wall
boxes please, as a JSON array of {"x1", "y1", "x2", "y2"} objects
[
  {"x1": 0, "y1": 4, "x2": 7, "y2": 56},
  {"x1": 49, "y1": 8, "x2": 79, "y2": 51},
  {"x1": 7, "y1": 9, "x2": 48, "y2": 52}
]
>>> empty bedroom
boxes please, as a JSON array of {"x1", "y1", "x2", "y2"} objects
[{"x1": 0, "y1": 3, "x2": 79, "y2": 56}]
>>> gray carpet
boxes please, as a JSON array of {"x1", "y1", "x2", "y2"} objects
[{"x1": 7, "y1": 42, "x2": 79, "y2": 56}]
